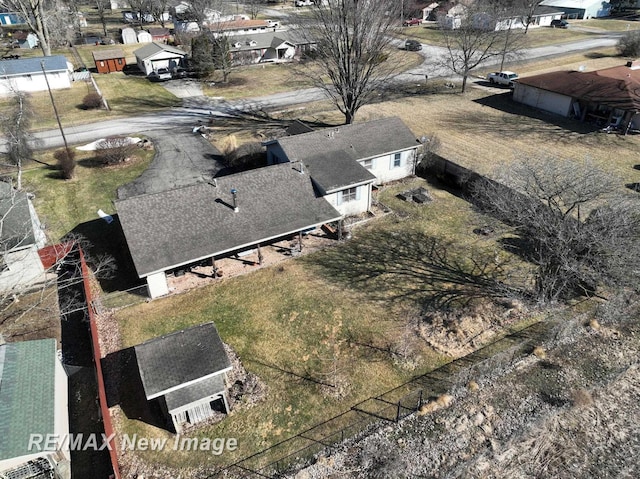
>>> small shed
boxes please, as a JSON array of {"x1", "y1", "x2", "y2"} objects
[
  {"x1": 134, "y1": 42, "x2": 187, "y2": 75},
  {"x1": 134, "y1": 322, "x2": 232, "y2": 433},
  {"x1": 137, "y1": 30, "x2": 152, "y2": 43},
  {"x1": 92, "y1": 48, "x2": 126, "y2": 73},
  {"x1": 121, "y1": 27, "x2": 137, "y2": 44},
  {"x1": 15, "y1": 31, "x2": 38, "y2": 49}
]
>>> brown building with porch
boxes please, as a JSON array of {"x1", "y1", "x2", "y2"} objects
[{"x1": 92, "y1": 48, "x2": 126, "y2": 73}]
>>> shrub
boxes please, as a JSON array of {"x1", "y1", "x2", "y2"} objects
[
  {"x1": 82, "y1": 93, "x2": 103, "y2": 110},
  {"x1": 95, "y1": 136, "x2": 137, "y2": 165},
  {"x1": 54, "y1": 149, "x2": 76, "y2": 179},
  {"x1": 617, "y1": 30, "x2": 640, "y2": 57}
]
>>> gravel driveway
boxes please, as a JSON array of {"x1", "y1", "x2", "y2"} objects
[{"x1": 117, "y1": 128, "x2": 225, "y2": 199}]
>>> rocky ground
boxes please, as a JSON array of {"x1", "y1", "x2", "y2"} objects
[{"x1": 293, "y1": 297, "x2": 640, "y2": 479}]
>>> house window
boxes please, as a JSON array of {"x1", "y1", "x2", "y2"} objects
[
  {"x1": 362, "y1": 158, "x2": 373, "y2": 169},
  {"x1": 341, "y1": 187, "x2": 357, "y2": 203},
  {"x1": 393, "y1": 153, "x2": 401, "y2": 168},
  {"x1": 100, "y1": 61, "x2": 105, "y2": 67},
  {"x1": 118, "y1": 58, "x2": 123, "y2": 65}
]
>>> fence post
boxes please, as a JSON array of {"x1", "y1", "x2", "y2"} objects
[
  {"x1": 418, "y1": 390, "x2": 423, "y2": 410},
  {"x1": 396, "y1": 401, "x2": 401, "y2": 422}
]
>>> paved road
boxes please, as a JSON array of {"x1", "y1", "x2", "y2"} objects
[{"x1": 24, "y1": 34, "x2": 621, "y2": 151}]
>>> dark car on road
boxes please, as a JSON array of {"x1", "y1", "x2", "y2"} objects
[
  {"x1": 551, "y1": 19, "x2": 569, "y2": 28},
  {"x1": 405, "y1": 39, "x2": 423, "y2": 51}
]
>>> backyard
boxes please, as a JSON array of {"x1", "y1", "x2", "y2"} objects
[{"x1": 10, "y1": 47, "x2": 640, "y2": 476}]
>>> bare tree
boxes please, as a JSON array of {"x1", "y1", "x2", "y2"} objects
[
  {"x1": 0, "y1": 0, "x2": 53, "y2": 55},
  {"x1": 245, "y1": 0, "x2": 264, "y2": 20},
  {"x1": 294, "y1": 0, "x2": 401, "y2": 124},
  {"x1": 148, "y1": 0, "x2": 170, "y2": 27},
  {"x1": 438, "y1": 0, "x2": 520, "y2": 92},
  {"x1": 0, "y1": 91, "x2": 34, "y2": 191},
  {"x1": 95, "y1": 0, "x2": 110, "y2": 36},
  {"x1": 127, "y1": 0, "x2": 151, "y2": 27},
  {"x1": 472, "y1": 157, "x2": 640, "y2": 303}
]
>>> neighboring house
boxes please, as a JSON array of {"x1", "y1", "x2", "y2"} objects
[
  {"x1": 228, "y1": 31, "x2": 298, "y2": 64},
  {"x1": 265, "y1": 117, "x2": 420, "y2": 216},
  {"x1": 121, "y1": 26, "x2": 138, "y2": 44},
  {"x1": 0, "y1": 182, "x2": 47, "y2": 293},
  {"x1": 435, "y1": 2, "x2": 467, "y2": 29},
  {"x1": 513, "y1": 60, "x2": 640, "y2": 131},
  {"x1": 539, "y1": 0, "x2": 611, "y2": 18},
  {"x1": 115, "y1": 163, "x2": 341, "y2": 298},
  {"x1": 0, "y1": 339, "x2": 70, "y2": 478},
  {"x1": 134, "y1": 42, "x2": 187, "y2": 75},
  {"x1": 110, "y1": 0, "x2": 127, "y2": 8},
  {"x1": 149, "y1": 27, "x2": 171, "y2": 43},
  {"x1": 0, "y1": 55, "x2": 72, "y2": 95},
  {"x1": 15, "y1": 32, "x2": 38, "y2": 49},
  {"x1": 421, "y1": 2, "x2": 440, "y2": 21},
  {"x1": 477, "y1": 6, "x2": 564, "y2": 30},
  {"x1": 134, "y1": 322, "x2": 232, "y2": 433},
  {"x1": 93, "y1": 48, "x2": 126, "y2": 73},
  {"x1": 211, "y1": 19, "x2": 272, "y2": 36}
]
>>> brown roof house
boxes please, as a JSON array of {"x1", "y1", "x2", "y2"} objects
[
  {"x1": 134, "y1": 322, "x2": 232, "y2": 433},
  {"x1": 514, "y1": 60, "x2": 640, "y2": 132},
  {"x1": 92, "y1": 48, "x2": 126, "y2": 73}
]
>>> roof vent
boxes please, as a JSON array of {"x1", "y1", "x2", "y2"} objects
[{"x1": 231, "y1": 188, "x2": 239, "y2": 212}]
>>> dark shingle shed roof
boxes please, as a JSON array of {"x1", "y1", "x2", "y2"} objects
[
  {"x1": 275, "y1": 117, "x2": 418, "y2": 192},
  {"x1": 115, "y1": 163, "x2": 341, "y2": 277},
  {"x1": 135, "y1": 322, "x2": 231, "y2": 399},
  {"x1": 0, "y1": 181, "x2": 36, "y2": 250}
]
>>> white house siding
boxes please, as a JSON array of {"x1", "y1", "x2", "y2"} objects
[
  {"x1": 323, "y1": 185, "x2": 370, "y2": 216},
  {"x1": 0, "y1": 71, "x2": 70, "y2": 96},
  {"x1": 513, "y1": 84, "x2": 573, "y2": 117},
  {"x1": 363, "y1": 149, "x2": 416, "y2": 185}
]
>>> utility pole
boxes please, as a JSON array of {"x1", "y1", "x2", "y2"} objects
[{"x1": 41, "y1": 60, "x2": 73, "y2": 161}]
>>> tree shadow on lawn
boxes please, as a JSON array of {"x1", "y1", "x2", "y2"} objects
[
  {"x1": 70, "y1": 217, "x2": 144, "y2": 293},
  {"x1": 304, "y1": 229, "x2": 521, "y2": 311},
  {"x1": 465, "y1": 93, "x2": 599, "y2": 138}
]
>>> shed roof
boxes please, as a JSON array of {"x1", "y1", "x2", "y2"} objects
[
  {"x1": 0, "y1": 55, "x2": 68, "y2": 77},
  {"x1": 115, "y1": 162, "x2": 341, "y2": 277},
  {"x1": 134, "y1": 42, "x2": 186, "y2": 60},
  {"x1": 165, "y1": 374, "x2": 226, "y2": 412},
  {"x1": 274, "y1": 117, "x2": 418, "y2": 191},
  {"x1": 516, "y1": 62, "x2": 640, "y2": 111},
  {"x1": 0, "y1": 339, "x2": 57, "y2": 460},
  {"x1": 92, "y1": 48, "x2": 126, "y2": 61},
  {"x1": 0, "y1": 181, "x2": 36, "y2": 250},
  {"x1": 134, "y1": 322, "x2": 231, "y2": 399}
]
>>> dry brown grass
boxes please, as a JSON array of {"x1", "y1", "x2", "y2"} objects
[{"x1": 533, "y1": 346, "x2": 547, "y2": 359}]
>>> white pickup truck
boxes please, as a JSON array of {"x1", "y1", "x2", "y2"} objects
[{"x1": 486, "y1": 71, "x2": 518, "y2": 87}]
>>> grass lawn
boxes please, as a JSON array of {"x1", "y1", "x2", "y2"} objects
[
  {"x1": 21, "y1": 148, "x2": 154, "y2": 241},
  {"x1": 399, "y1": 18, "x2": 640, "y2": 49}
]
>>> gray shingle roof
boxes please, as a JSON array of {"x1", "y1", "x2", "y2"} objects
[
  {"x1": 133, "y1": 42, "x2": 186, "y2": 60},
  {"x1": 275, "y1": 117, "x2": 417, "y2": 192},
  {"x1": 134, "y1": 322, "x2": 231, "y2": 399},
  {"x1": 0, "y1": 182, "x2": 36, "y2": 250},
  {"x1": 0, "y1": 55, "x2": 68, "y2": 77},
  {"x1": 229, "y1": 31, "x2": 295, "y2": 52},
  {"x1": 0, "y1": 339, "x2": 56, "y2": 460},
  {"x1": 115, "y1": 163, "x2": 341, "y2": 277},
  {"x1": 164, "y1": 374, "x2": 226, "y2": 412}
]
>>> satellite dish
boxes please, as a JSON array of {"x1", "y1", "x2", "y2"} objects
[{"x1": 578, "y1": 65, "x2": 586, "y2": 72}]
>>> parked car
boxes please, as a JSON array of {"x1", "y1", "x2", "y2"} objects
[
  {"x1": 148, "y1": 68, "x2": 172, "y2": 82},
  {"x1": 403, "y1": 17, "x2": 422, "y2": 26},
  {"x1": 295, "y1": 0, "x2": 313, "y2": 6},
  {"x1": 550, "y1": 19, "x2": 569, "y2": 28},
  {"x1": 405, "y1": 39, "x2": 422, "y2": 51},
  {"x1": 172, "y1": 67, "x2": 188, "y2": 79},
  {"x1": 486, "y1": 71, "x2": 518, "y2": 87}
]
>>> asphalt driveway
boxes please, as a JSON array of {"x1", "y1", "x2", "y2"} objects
[{"x1": 117, "y1": 128, "x2": 225, "y2": 199}]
